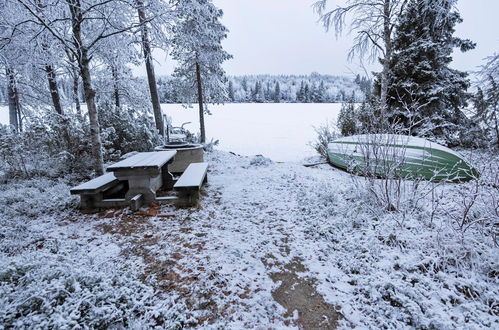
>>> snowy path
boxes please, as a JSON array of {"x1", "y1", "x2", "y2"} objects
[
  {"x1": 90, "y1": 150, "x2": 497, "y2": 329},
  {"x1": 124, "y1": 151, "x2": 345, "y2": 328}
]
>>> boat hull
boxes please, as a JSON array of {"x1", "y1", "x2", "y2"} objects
[{"x1": 327, "y1": 134, "x2": 479, "y2": 182}]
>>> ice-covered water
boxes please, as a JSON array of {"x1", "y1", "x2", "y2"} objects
[
  {"x1": 164, "y1": 103, "x2": 340, "y2": 162},
  {"x1": 0, "y1": 103, "x2": 341, "y2": 162}
]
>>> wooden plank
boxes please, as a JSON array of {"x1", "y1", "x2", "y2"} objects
[
  {"x1": 130, "y1": 194, "x2": 143, "y2": 211},
  {"x1": 70, "y1": 173, "x2": 119, "y2": 194},
  {"x1": 107, "y1": 151, "x2": 176, "y2": 171},
  {"x1": 174, "y1": 162, "x2": 208, "y2": 189},
  {"x1": 155, "y1": 196, "x2": 178, "y2": 203}
]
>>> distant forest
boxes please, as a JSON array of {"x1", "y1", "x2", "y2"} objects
[
  {"x1": 158, "y1": 73, "x2": 370, "y2": 104},
  {"x1": 0, "y1": 73, "x2": 369, "y2": 106}
]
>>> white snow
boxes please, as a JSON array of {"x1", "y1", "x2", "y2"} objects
[
  {"x1": 162, "y1": 103, "x2": 341, "y2": 162},
  {"x1": 3, "y1": 149, "x2": 496, "y2": 328},
  {"x1": 0, "y1": 106, "x2": 8, "y2": 126}
]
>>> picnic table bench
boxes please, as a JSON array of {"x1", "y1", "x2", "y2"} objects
[
  {"x1": 174, "y1": 162, "x2": 209, "y2": 207},
  {"x1": 71, "y1": 151, "x2": 209, "y2": 210},
  {"x1": 70, "y1": 173, "x2": 127, "y2": 209}
]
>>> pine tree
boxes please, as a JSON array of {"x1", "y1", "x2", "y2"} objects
[
  {"x1": 228, "y1": 80, "x2": 235, "y2": 102},
  {"x1": 171, "y1": 0, "x2": 232, "y2": 143},
  {"x1": 387, "y1": 0, "x2": 475, "y2": 139},
  {"x1": 273, "y1": 81, "x2": 281, "y2": 103},
  {"x1": 304, "y1": 83, "x2": 310, "y2": 103},
  {"x1": 316, "y1": 81, "x2": 326, "y2": 103},
  {"x1": 296, "y1": 81, "x2": 305, "y2": 102}
]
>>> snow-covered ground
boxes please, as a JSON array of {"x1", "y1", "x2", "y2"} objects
[
  {"x1": 0, "y1": 103, "x2": 341, "y2": 162},
  {"x1": 1, "y1": 150, "x2": 497, "y2": 328}
]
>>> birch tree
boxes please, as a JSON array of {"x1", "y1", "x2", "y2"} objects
[
  {"x1": 13, "y1": 0, "x2": 144, "y2": 174},
  {"x1": 314, "y1": 0, "x2": 408, "y2": 111},
  {"x1": 136, "y1": 0, "x2": 173, "y2": 136}
]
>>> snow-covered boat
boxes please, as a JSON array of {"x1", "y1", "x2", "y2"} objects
[{"x1": 327, "y1": 134, "x2": 479, "y2": 181}]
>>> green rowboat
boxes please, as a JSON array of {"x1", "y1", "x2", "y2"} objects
[{"x1": 327, "y1": 134, "x2": 479, "y2": 182}]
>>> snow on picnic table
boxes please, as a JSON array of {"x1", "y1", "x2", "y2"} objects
[{"x1": 1, "y1": 149, "x2": 497, "y2": 328}]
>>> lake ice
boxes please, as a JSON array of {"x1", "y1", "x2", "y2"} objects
[
  {"x1": 163, "y1": 103, "x2": 341, "y2": 162},
  {"x1": 0, "y1": 103, "x2": 342, "y2": 162}
]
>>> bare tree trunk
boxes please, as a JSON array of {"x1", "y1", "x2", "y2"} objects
[
  {"x1": 68, "y1": 0, "x2": 104, "y2": 175},
  {"x1": 137, "y1": 3, "x2": 164, "y2": 136},
  {"x1": 72, "y1": 66, "x2": 82, "y2": 117},
  {"x1": 195, "y1": 62, "x2": 206, "y2": 143},
  {"x1": 111, "y1": 64, "x2": 121, "y2": 108},
  {"x1": 380, "y1": 0, "x2": 392, "y2": 114},
  {"x1": 45, "y1": 65, "x2": 63, "y2": 114},
  {"x1": 6, "y1": 68, "x2": 20, "y2": 132}
]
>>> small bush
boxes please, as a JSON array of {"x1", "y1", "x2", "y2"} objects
[
  {"x1": 311, "y1": 121, "x2": 339, "y2": 159},
  {"x1": 98, "y1": 103, "x2": 162, "y2": 161},
  {"x1": 0, "y1": 104, "x2": 161, "y2": 179},
  {"x1": 0, "y1": 254, "x2": 186, "y2": 328}
]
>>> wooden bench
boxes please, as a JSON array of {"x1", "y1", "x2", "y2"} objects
[
  {"x1": 173, "y1": 162, "x2": 208, "y2": 207},
  {"x1": 70, "y1": 173, "x2": 128, "y2": 209}
]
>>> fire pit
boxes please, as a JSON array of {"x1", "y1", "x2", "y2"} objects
[{"x1": 155, "y1": 143, "x2": 204, "y2": 174}]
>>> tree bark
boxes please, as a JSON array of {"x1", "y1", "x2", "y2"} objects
[
  {"x1": 6, "y1": 68, "x2": 20, "y2": 132},
  {"x1": 380, "y1": 0, "x2": 392, "y2": 114},
  {"x1": 195, "y1": 62, "x2": 206, "y2": 143},
  {"x1": 72, "y1": 66, "x2": 82, "y2": 117},
  {"x1": 111, "y1": 64, "x2": 121, "y2": 108},
  {"x1": 137, "y1": 3, "x2": 164, "y2": 136},
  {"x1": 45, "y1": 65, "x2": 63, "y2": 114},
  {"x1": 68, "y1": 0, "x2": 104, "y2": 175}
]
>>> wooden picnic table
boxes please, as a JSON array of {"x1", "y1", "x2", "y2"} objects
[{"x1": 106, "y1": 151, "x2": 177, "y2": 204}]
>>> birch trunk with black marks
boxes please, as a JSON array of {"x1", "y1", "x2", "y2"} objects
[
  {"x1": 6, "y1": 68, "x2": 20, "y2": 132},
  {"x1": 68, "y1": 0, "x2": 104, "y2": 175},
  {"x1": 45, "y1": 65, "x2": 63, "y2": 114},
  {"x1": 137, "y1": 3, "x2": 164, "y2": 136},
  {"x1": 380, "y1": 0, "x2": 392, "y2": 114},
  {"x1": 111, "y1": 64, "x2": 121, "y2": 108},
  {"x1": 72, "y1": 66, "x2": 81, "y2": 117}
]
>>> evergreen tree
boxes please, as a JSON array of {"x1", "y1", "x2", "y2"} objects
[
  {"x1": 316, "y1": 81, "x2": 326, "y2": 103},
  {"x1": 474, "y1": 76, "x2": 499, "y2": 148},
  {"x1": 170, "y1": 0, "x2": 232, "y2": 143},
  {"x1": 387, "y1": 0, "x2": 475, "y2": 139},
  {"x1": 304, "y1": 83, "x2": 310, "y2": 103},
  {"x1": 296, "y1": 81, "x2": 305, "y2": 102},
  {"x1": 273, "y1": 81, "x2": 281, "y2": 103},
  {"x1": 337, "y1": 96, "x2": 358, "y2": 136},
  {"x1": 228, "y1": 80, "x2": 235, "y2": 102}
]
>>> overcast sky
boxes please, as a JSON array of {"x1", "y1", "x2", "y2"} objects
[{"x1": 144, "y1": 0, "x2": 499, "y2": 78}]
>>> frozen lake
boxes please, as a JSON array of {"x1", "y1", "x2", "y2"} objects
[
  {"x1": 164, "y1": 103, "x2": 340, "y2": 162},
  {"x1": 0, "y1": 103, "x2": 341, "y2": 162}
]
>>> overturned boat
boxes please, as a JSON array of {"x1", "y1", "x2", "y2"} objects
[{"x1": 327, "y1": 134, "x2": 479, "y2": 182}]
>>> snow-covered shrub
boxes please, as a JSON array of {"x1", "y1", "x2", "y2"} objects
[
  {"x1": 0, "y1": 251, "x2": 186, "y2": 328},
  {"x1": 337, "y1": 99, "x2": 358, "y2": 136},
  {"x1": 0, "y1": 112, "x2": 94, "y2": 179},
  {"x1": 0, "y1": 177, "x2": 77, "y2": 218},
  {"x1": 311, "y1": 121, "x2": 338, "y2": 159},
  {"x1": 439, "y1": 152, "x2": 499, "y2": 245},
  {"x1": 299, "y1": 151, "x2": 498, "y2": 328},
  {"x1": 249, "y1": 155, "x2": 273, "y2": 166},
  {"x1": 98, "y1": 103, "x2": 162, "y2": 161},
  {"x1": 0, "y1": 104, "x2": 161, "y2": 179}
]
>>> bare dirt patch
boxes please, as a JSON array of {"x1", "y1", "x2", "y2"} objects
[{"x1": 264, "y1": 256, "x2": 343, "y2": 329}]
